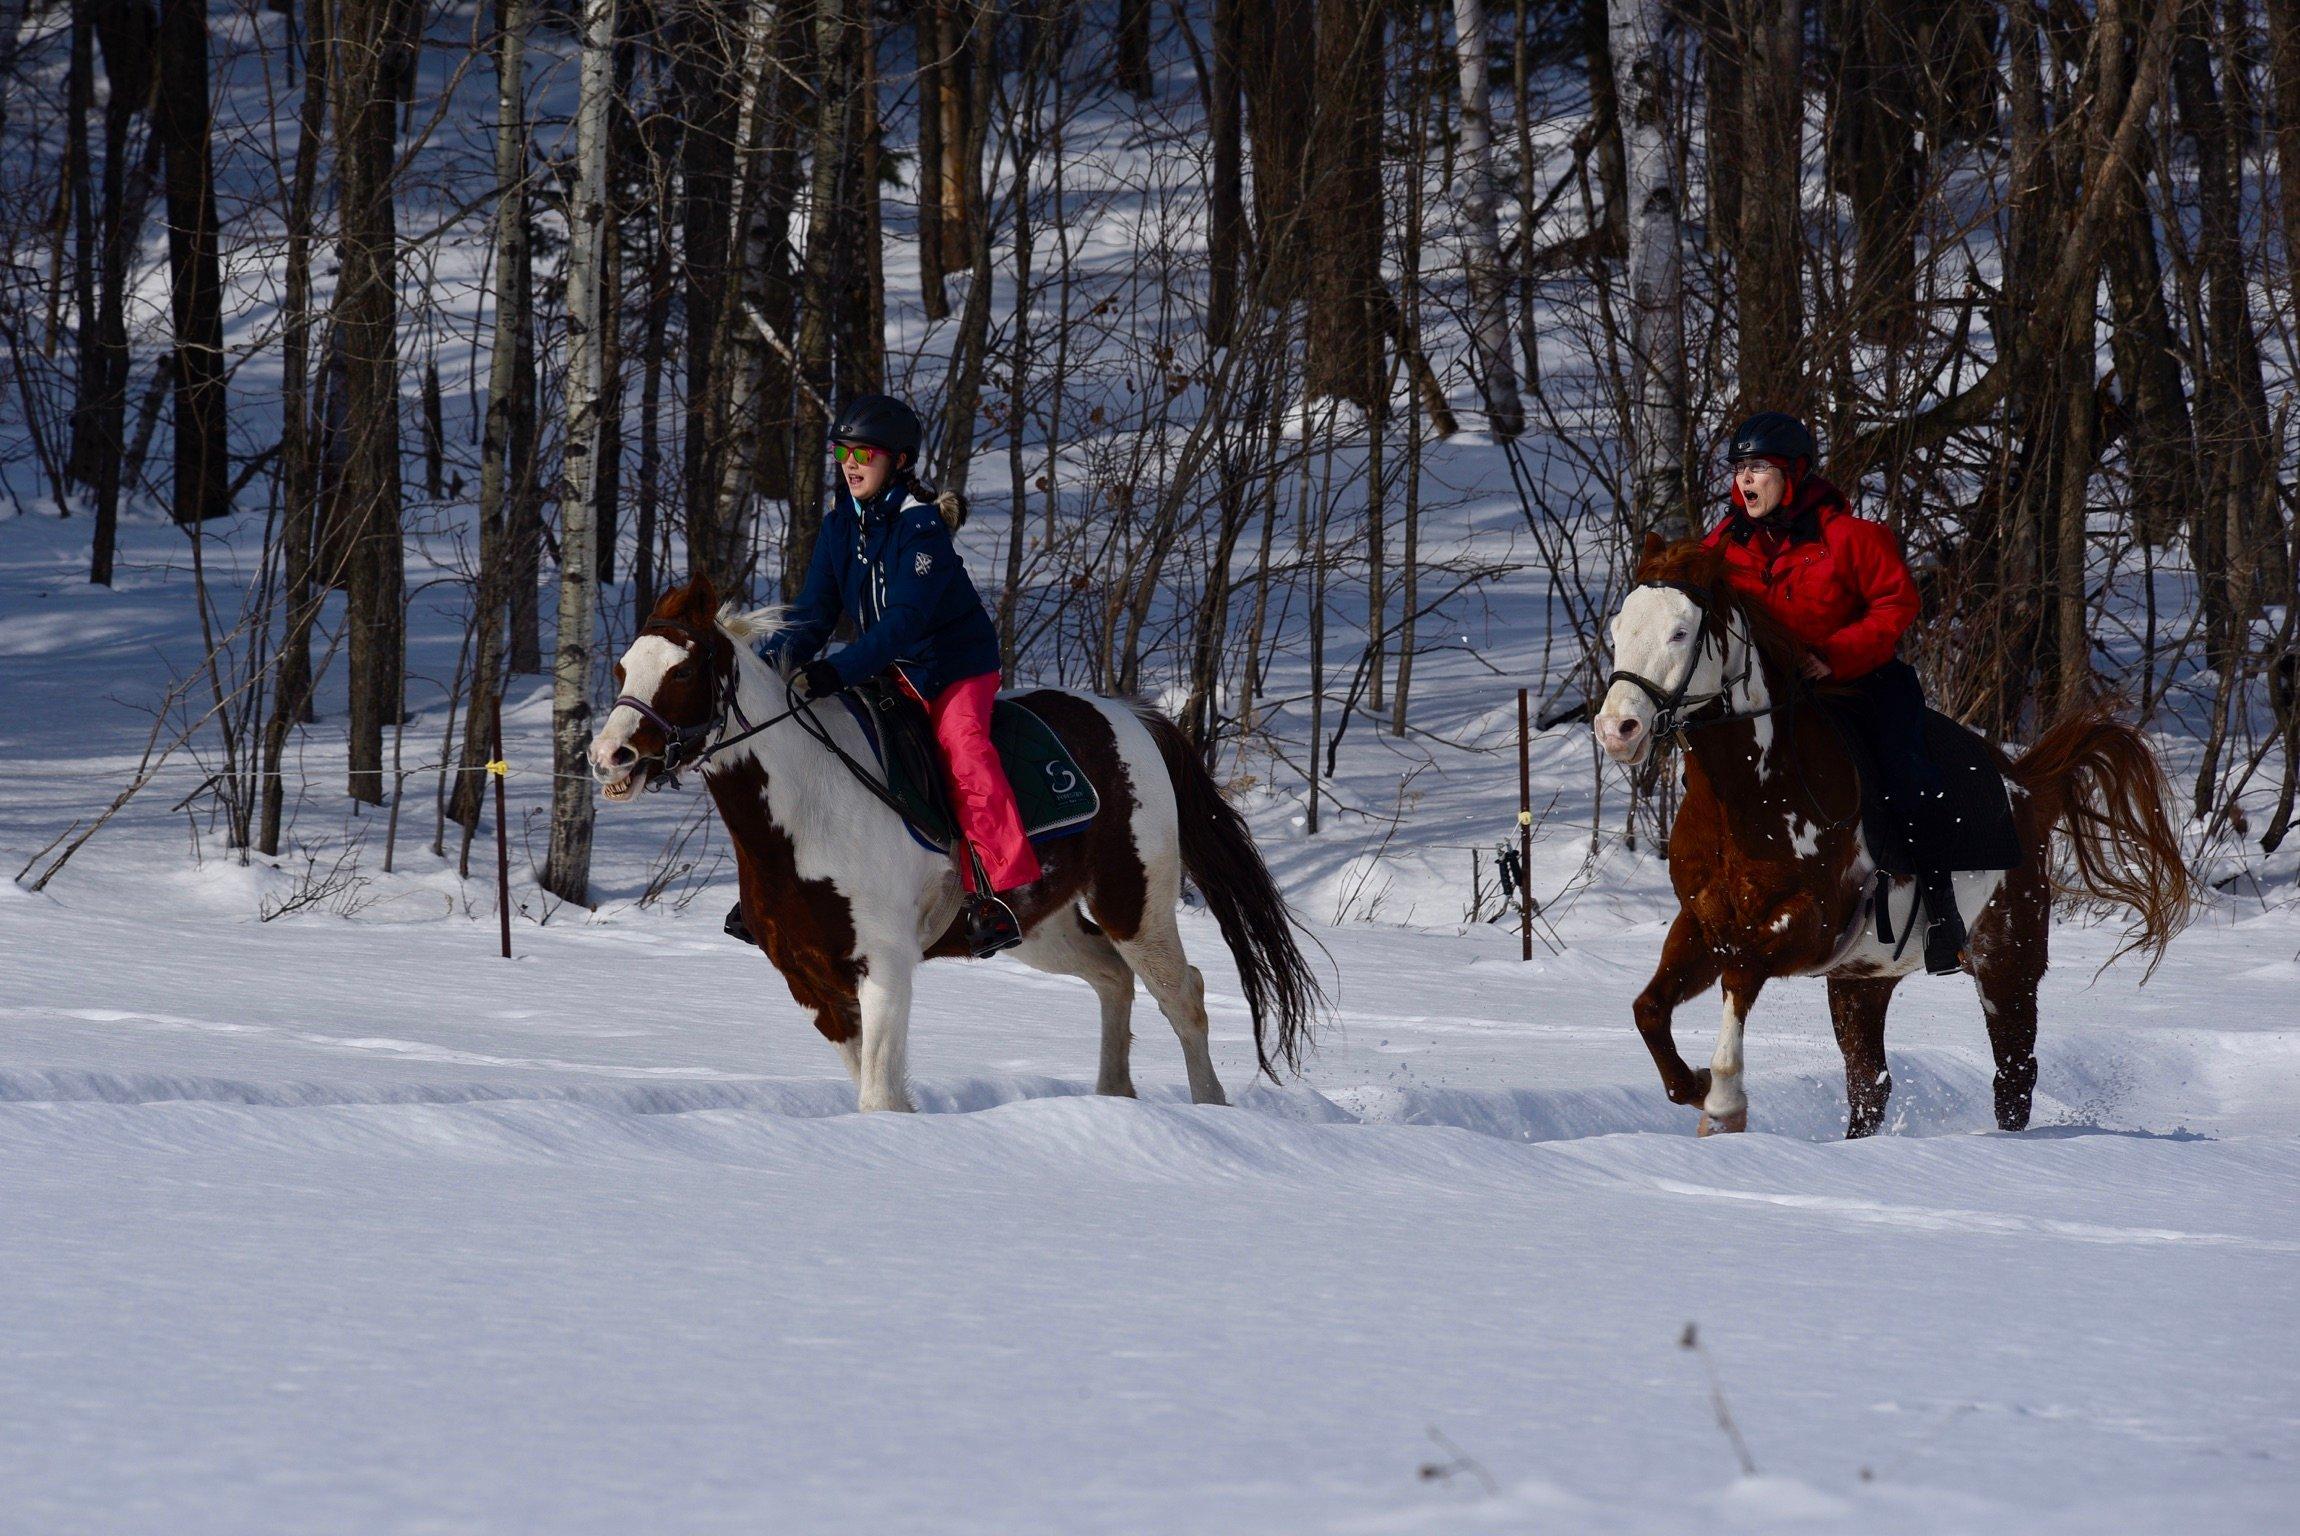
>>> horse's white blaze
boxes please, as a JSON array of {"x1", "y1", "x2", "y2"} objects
[
  {"x1": 1595, "y1": 586, "x2": 1724, "y2": 765},
  {"x1": 589, "y1": 635, "x2": 691, "y2": 799}
]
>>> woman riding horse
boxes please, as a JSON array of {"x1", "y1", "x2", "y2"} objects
[
  {"x1": 755, "y1": 394, "x2": 1037, "y2": 959},
  {"x1": 1706, "y1": 412, "x2": 1967, "y2": 974}
]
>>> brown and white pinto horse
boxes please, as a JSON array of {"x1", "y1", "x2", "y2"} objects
[
  {"x1": 1594, "y1": 536, "x2": 2192, "y2": 1138},
  {"x1": 588, "y1": 576, "x2": 1323, "y2": 1111}
]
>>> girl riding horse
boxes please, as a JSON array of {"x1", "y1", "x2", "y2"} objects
[
  {"x1": 756, "y1": 393, "x2": 1037, "y2": 959},
  {"x1": 1706, "y1": 411, "x2": 1967, "y2": 974}
]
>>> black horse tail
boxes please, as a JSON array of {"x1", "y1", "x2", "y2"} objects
[{"x1": 1135, "y1": 709, "x2": 1328, "y2": 1080}]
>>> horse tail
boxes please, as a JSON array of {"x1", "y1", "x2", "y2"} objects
[
  {"x1": 2008, "y1": 698, "x2": 2195, "y2": 977},
  {"x1": 1135, "y1": 708, "x2": 1327, "y2": 1080}
]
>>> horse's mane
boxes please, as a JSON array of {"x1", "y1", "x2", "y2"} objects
[
  {"x1": 1634, "y1": 535, "x2": 1812, "y2": 683},
  {"x1": 715, "y1": 603, "x2": 787, "y2": 643}
]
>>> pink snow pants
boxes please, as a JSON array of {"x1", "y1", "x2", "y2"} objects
[{"x1": 922, "y1": 671, "x2": 1041, "y2": 893}]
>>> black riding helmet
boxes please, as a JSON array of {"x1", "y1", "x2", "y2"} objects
[
  {"x1": 1726, "y1": 411, "x2": 1817, "y2": 467},
  {"x1": 829, "y1": 393, "x2": 925, "y2": 465}
]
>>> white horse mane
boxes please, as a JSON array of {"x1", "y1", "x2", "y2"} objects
[{"x1": 715, "y1": 603, "x2": 787, "y2": 644}]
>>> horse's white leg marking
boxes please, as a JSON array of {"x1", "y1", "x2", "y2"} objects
[
  {"x1": 834, "y1": 1035, "x2": 863, "y2": 1085},
  {"x1": 855, "y1": 960, "x2": 916, "y2": 1113},
  {"x1": 1012, "y1": 912, "x2": 1139, "y2": 1097},
  {"x1": 1113, "y1": 913, "x2": 1227, "y2": 1107},
  {"x1": 1702, "y1": 987, "x2": 1751, "y2": 1130}
]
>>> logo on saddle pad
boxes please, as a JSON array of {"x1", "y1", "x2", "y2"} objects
[{"x1": 914, "y1": 551, "x2": 933, "y2": 576}]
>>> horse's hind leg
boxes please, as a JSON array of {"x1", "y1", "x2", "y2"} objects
[
  {"x1": 1827, "y1": 976, "x2": 1899, "y2": 1138},
  {"x1": 1013, "y1": 908, "x2": 1139, "y2": 1097},
  {"x1": 1968, "y1": 910, "x2": 2042, "y2": 1126},
  {"x1": 1969, "y1": 873, "x2": 2047, "y2": 1131},
  {"x1": 1109, "y1": 910, "x2": 1227, "y2": 1106}
]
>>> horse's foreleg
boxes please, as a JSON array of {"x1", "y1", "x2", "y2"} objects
[
  {"x1": 1699, "y1": 972, "x2": 1764, "y2": 1135},
  {"x1": 1826, "y1": 975, "x2": 1899, "y2": 1138},
  {"x1": 1634, "y1": 913, "x2": 1721, "y2": 1110},
  {"x1": 855, "y1": 960, "x2": 917, "y2": 1113}
]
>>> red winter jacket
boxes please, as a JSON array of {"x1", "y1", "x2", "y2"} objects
[{"x1": 1702, "y1": 475, "x2": 1919, "y2": 680}]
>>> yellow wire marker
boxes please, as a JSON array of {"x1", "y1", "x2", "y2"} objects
[
  {"x1": 486, "y1": 760, "x2": 510, "y2": 777},
  {"x1": 1517, "y1": 809, "x2": 1533, "y2": 827}
]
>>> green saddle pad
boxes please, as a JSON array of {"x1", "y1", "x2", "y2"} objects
[{"x1": 843, "y1": 683, "x2": 1100, "y2": 854}]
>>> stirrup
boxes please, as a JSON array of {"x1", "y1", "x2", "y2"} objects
[
  {"x1": 964, "y1": 893, "x2": 1024, "y2": 959},
  {"x1": 1920, "y1": 877, "x2": 1965, "y2": 975}
]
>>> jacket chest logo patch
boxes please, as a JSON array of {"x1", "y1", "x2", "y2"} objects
[{"x1": 913, "y1": 551, "x2": 933, "y2": 577}]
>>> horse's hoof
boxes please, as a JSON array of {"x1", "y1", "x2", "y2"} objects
[{"x1": 1698, "y1": 1107, "x2": 1748, "y2": 1136}]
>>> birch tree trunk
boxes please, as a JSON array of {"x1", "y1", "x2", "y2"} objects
[
  {"x1": 1608, "y1": 0, "x2": 1688, "y2": 538},
  {"x1": 541, "y1": 0, "x2": 617, "y2": 906},
  {"x1": 1451, "y1": 0, "x2": 1523, "y2": 437}
]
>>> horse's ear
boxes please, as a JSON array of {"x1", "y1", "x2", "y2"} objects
[
  {"x1": 1638, "y1": 531, "x2": 1666, "y2": 571},
  {"x1": 657, "y1": 573, "x2": 717, "y2": 627}
]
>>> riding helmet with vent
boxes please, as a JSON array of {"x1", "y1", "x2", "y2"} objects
[
  {"x1": 1725, "y1": 411, "x2": 1817, "y2": 467},
  {"x1": 829, "y1": 393, "x2": 925, "y2": 463}
]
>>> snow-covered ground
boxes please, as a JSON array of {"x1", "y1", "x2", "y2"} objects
[{"x1": 4, "y1": 512, "x2": 2297, "y2": 1535}]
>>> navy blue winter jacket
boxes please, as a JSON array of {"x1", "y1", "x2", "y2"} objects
[{"x1": 760, "y1": 480, "x2": 1001, "y2": 699}]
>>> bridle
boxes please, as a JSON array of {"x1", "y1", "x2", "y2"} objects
[
  {"x1": 608, "y1": 618, "x2": 806, "y2": 790},
  {"x1": 1605, "y1": 579, "x2": 1780, "y2": 743},
  {"x1": 606, "y1": 619, "x2": 932, "y2": 824},
  {"x1": 1607, "y1": 578, "x2": 1858, "y2": 836}
]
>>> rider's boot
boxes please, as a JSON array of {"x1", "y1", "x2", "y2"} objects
[
  {"x1": 724, "y1": 900, "x2": 758, "y2": 947},
  {"x1": 964, "y1": 892, "x2": 1024, "y2": 958},
  {"x1": 1920, "y1": 871, "x2": 1966, "y2": 975}
]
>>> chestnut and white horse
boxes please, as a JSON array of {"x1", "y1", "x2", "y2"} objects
[
  {"x1": 1593, "y1": 535, "x2": 2191, "y2": 1137},
  {"x1": 588, "y1": 576, "x2": 1322, "y2": 1111}
]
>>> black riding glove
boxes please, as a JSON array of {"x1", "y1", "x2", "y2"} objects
[{"x1": 797, "y1": 660, "x2": 847, "y2": 700}]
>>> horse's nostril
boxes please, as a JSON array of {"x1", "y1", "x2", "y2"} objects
[
  {"x1": 610, "y1": 744, "x2": 637, "y2": 768},
  {"x1": 1616, "y1": 718, "x2": 1641, "y2": 737}
]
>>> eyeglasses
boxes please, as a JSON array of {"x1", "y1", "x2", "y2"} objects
[{"x1": 834, "y1": 443, "x2": 879, "y2": 466}]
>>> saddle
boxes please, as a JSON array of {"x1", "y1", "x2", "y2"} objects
[
  {"x1": 1823, "y1": 704, "x2": 2023, "y2": 877},
  {"x1": 835, "y1": 677, "x2": 1100, "y2": 855}
]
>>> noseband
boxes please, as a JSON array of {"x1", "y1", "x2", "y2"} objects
[{"x1": 1606, "y1": 579, "x2": 1775, "y2": 742}]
